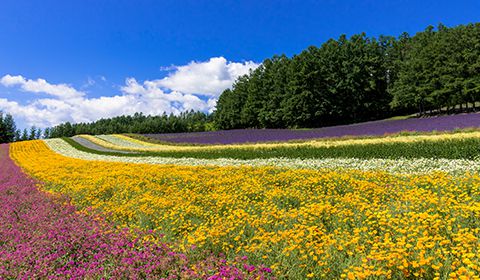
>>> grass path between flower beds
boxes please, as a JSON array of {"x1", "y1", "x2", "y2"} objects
[
  {"x1": 71, "y1": 135, "x2": 135, "y2": 154},
  {"x1": 61, "y1": 130, "x2": 480, "y2": 161},
  {"x1": 0, "y1": 143, "x2": 273, "y2": 279},
  {"x1": 45, "y1": 138, "x2": 480, "y2": 175},
  {"x1": 85, "y1": 130, "x2": 480, "y2": 152}
]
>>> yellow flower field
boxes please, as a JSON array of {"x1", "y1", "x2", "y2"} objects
[{"x1": 10, "y1": 140, "x2": 480, "y2": 279}]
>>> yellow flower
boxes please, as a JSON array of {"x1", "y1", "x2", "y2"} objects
[{"x1": 10, "y1": 140, "x2": 480, "y2": 279}]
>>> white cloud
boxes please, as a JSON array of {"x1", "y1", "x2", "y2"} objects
[
  {"x1": 0, "y1": 74, "x2": 85, "y2": 99},
  {"x1": 0, "y1": 98, "x2": 67, "y2": 128},
  {"x1": 120, "y1": 77, "x2": 214, "y2": 112},
  {"x1": 152, "y1": 57, "x2": 259, "y2": 97},
  {"x1": 0, "y1": 57, "x2": 259, "y2": 128}
]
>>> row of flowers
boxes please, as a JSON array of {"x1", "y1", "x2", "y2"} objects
[
  {"x1": 138, "y1": 113, "x2": 480, "y2": 144},
  {"x1": 97, "y1": 134, "x2": 157, "y2": 149},
  {"x1": 1, "y1": 142, "x2": 274, "y2": 279},
  {"x1": 46, "y1": 138, "x2": 480, "y2": 175},
  {"x1": 79, "y1": 130, "x2": 480, "y2": 153},
  {"x1": 10, "y1": 140, "x2": 480, "y2": 279}
]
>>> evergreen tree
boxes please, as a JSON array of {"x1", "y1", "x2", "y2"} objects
[
  {"x1": 44, "y1": 127, "x2": 51, "y2": 139},
  {"x1": 14, "y1": 130, "x2": 21, "y2": 142},
  {"x1": 216, "y1": 22, "x2": 480, "y2": 129},
  {"x1": 21, "y1": 128, "x2": 28, "y2": 141},
  {"x1": 35, "y1": 128, "x2": 42, "y2": 139},
  {"x1": 29, "y1": 126, "x2": 37, "y2": 140},
  {"x1": 0, "y1": 112, "x2": 18, "y2": 143},
  {"x1": 47, "y1": 111, "x2": 213, "y2": 138}
]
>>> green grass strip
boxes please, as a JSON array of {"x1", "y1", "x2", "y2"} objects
[
  {"x1": 63, "y1": 136, "x2": 480, "y2": 160},
  {"x1": 62, "y1": 137, "x2": 148, "y2": 157}
]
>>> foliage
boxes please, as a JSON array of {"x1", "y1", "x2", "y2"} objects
[
  {"x1": 0, "y1": 112, "x2": 16, "y2": 143},
  {"x1": 391, "y1": 23, "x2": 480, "y2": 114},
  {"x1": 0, "y1": 111, "x2": 43, "y2": 142},
  {"x1": 214, "y1": 33, "x2": 396, "y2": 128},
  {"x1": 47, "y1": 111, "x2": 213, "y2": 138},
  {"x1": 215, "y1": 23, "x2": 480, "y2": 129}
]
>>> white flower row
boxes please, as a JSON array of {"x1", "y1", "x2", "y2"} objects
[
  {"x1": 96, "y1": 134, "x2": 153, "y2": 148},
  {"x1": 89, "y1": 131, "x2": 480, "y2": 152},
  {"x1": 43, "y1": 138, "x2": 480, "y2": 175}
]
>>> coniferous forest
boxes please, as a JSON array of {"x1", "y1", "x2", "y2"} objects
[
  {"x1": 214, "y1": 23, "x2": 480, "y2": 129},
  {"x1": 0, "y1": 112, "x2": 43, "y2": 143},
  {"x1": 2, "y1": 23, "x2": 480, "y2": 141},
  {"x1": 46, "y1": 111, "x2": 213, "y2": 138}
]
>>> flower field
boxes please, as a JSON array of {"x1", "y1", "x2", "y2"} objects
[
  {"x1": 79, "y1": 131, "x2": 480, "y2": 153},
  {"x1": 66, "y1": 131, "x2": 480, "y2": 161},
  {"x1": 142, "y1": 113, "x2": 480, "y2": 144},
  {"x1": 8, "y1": 135, "x2": 480, "y2": 279},
  {"x1": 3, "y1": 3, "x2": 480, "y2": 279},
  {"x1": 45, "y1": 138, "x2": 480, "y2": 175},
  {"x1": 0, "y1": 143, "x2": 273, "y2": 279}
]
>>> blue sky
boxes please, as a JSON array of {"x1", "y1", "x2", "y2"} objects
[{"x1": 1, "y1": 0, "x2": 480, "y2": 129}]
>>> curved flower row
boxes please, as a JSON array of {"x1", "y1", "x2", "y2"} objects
[
  {"x1": 1, "y1": 143, "x2": 273, "y2": 279},
  {"x1": 45, "y1": 138, "x2": 480, "y2": 175},
  {"x1": 97, "y1": 134, "x2": 156, "y2": 148},
  {"x1": 80, "y1": 131, "x2": 480, "y2": 153},
  {"x1": 10, "y1": 140, "x2": 480, "y2": 279}
]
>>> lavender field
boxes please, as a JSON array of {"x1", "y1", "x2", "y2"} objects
[{"x1": 144, "y1": 113, "x2": 480, "y2": 144}]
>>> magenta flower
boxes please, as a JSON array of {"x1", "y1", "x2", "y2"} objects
[{"x1": 0, "y1": 144, "x2": 275, "y2": 279}]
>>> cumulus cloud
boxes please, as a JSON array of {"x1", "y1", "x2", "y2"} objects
[
  {"x1": 0, "y1": 74, "x2": 85, "y2": 99},
  {"x1": 0, "y1": 57, "x2": 259, "y2": 128},
  {"x1": 121, "y1": 77, "x2": 215, "y2": 112},
  {"x1": 152, "y1": 57, "x2": 258, "y2": 96}
]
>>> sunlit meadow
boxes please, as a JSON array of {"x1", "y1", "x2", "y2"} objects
[{"x1": 9, "y1": 139, "x2": 480, "y2": 279}]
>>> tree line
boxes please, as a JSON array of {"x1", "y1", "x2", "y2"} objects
[
  {"x1": 0, "y1": 112, "x2": 43, "y2": 143},
  {"x1": 214, "y1": 23, "x2": 480, "y2": 129},
  {"x1": 1, "y1": 111, "x2": 213, "y2": 142},
  {"x1": 46, "y1": 111, "x2": 214, "y2": 138}
]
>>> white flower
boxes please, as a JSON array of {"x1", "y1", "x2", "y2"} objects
[{"x1": 44, "y1": 138, "x2": 480, "y2": 175}]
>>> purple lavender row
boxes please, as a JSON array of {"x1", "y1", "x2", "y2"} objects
[
  {"x1": 0, "y1": 144, "x2": 274, "y2": 280},
  {"x1": 144, "y1": 113, "x2": 480, "y2": 144}
]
